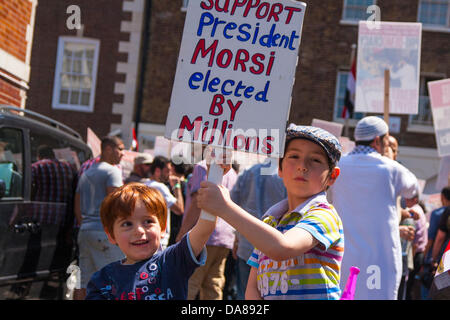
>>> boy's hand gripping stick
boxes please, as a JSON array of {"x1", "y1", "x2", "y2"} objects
[{"x1": 200, "y1": 162, "x2": 223, "y2": 221}]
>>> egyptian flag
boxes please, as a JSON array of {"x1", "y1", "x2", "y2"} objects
[
  {"x1": 429, "y1": 240, "x2": 450, "y2": 299},
  {"x1": 131, "y1": 127, "x2": 139, "y2": 151},
  {"x1": 342, "y1": 55, "x2": 356, "y2": 119}
]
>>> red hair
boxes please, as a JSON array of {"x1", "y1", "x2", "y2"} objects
[{"x1": 100, "y1": 182, "x2": 167, "y2": 237}]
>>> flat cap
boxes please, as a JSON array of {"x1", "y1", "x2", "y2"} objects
[{"x1": 286, "y1": 124, "x2": 342, "y2": 164}]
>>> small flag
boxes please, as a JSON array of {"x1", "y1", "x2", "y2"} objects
[
  {"x1": 436, "y1": 240, "x2": 450, "y2": 278},
  {"x1": 131, "y1": 127, "x2": 139, "y2": 151},
  {"x1": 429, "y1": 240, "x2": 450, "y2": 299}
]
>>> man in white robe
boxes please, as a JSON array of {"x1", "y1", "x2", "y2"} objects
[{"x1": 329, "y1": 116, "x2": 419, "y2": 300}]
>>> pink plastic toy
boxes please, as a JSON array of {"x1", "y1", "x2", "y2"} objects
[{"x1": 340, "y1": 266, "x2": 360, "y2": 300}]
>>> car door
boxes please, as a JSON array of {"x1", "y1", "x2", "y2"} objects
[
  {"x1": 0, "y1": 126, "x2": 33, "y2": 285},
  {"x1": 27, "y1": 128, "x2": 78, "y2": 277}
]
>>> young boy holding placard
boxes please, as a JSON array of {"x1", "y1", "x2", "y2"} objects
[
  {"x1": 85, "y1": 183, "x2": 215, "y2": 300},
  {"x1": 197, "y1": 124, "x2": 344, "y2": 299}
]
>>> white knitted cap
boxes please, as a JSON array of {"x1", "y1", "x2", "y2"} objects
[{"x1": 354, "y1": 116, "x2": 389, "y2": 141}]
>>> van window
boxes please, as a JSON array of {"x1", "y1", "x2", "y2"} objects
[
  {"x1": 29, "y1": 130, "x2": 86, "y2": 171},
  {"x1": 0, "y1": 127, "x2": 24, "y2": 198},
  {"x1": 29, "y1": 131, "x2": 77, "y2": 205}
]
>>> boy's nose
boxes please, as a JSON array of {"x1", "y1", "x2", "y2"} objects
[
  {"x1": 297, "y1": 161, "x2": 308, "y2": 173},
  {"x1": 135, "y1": 225, "x2": 146, "y2": 235}
]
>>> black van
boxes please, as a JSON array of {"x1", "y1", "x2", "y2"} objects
[{"x1": 0, "y1": 105, "x2": 92, "y2": 299}]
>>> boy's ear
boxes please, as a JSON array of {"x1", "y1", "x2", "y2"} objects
[
  {"x1": 105, "y1": 228, "x2": 117, "y2": 245},
  {"x1": 327, "y1": 167, "x2": 340, "y2": 186}
]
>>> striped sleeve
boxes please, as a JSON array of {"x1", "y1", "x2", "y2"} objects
[
  {"x1": 247, "y1": 248, "x2": 261, "y2": 268},
  {"x1": 295, "y1": 208, "x2": 342, "y2": 250}
]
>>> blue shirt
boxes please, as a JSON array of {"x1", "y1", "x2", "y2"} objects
[
  {"x1": 426, "y1": 206, "x2": 449, "y2": 263},
  {"x1": 85, "y1": 234, "x2": 206, "y2": 300},
  {"x1": 76, "y1": 161, "x2": 123, "y2": 231}
]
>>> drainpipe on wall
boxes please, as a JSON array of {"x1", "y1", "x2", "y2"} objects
[{"x1": 134, "y1": 0, "x2": 152, "y2": 148}]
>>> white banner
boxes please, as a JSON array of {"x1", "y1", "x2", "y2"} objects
[
  {"x1": 165, "y1": 0, "x2": 307, "y2": 157},
  {"x1": 428, "y1": 78, "x2": 450, "y2": 157},
  {"x1": 355, "y1": 21, "x2": 422, "y2": 115}
]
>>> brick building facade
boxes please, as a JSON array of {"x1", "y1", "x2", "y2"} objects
[
  {"x1": 26, "y1": 0, "x2": 145, "y2": 145},
  {"x1": 137, "y1": 0, "x2": 449, "y2": 193},
  {"x1": 21, "y1": 0, "x2": 449, "y2": 192},
  {"x1": 0, "y1": 0, "x2": 37, "y2": 108}
]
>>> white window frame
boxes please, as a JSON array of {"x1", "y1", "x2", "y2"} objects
[
  {"x1": 407, "y1": 73, "x2": 446, "y2": 133},
  {"x1": 181, "y1": 0, "x2": 189, "y2": 12},
  {"x1": 52, "y1": 36, "x2": 100, "y2": 113},
  {"x1": 340, "y1": 0, "x2": 377, "y2": 26},
  {"x1": 332, "y1": 71, "x2": 366, "y2": 127},
  {"x1": 417, "y1": 0, "x2": 450, "y2": 33}
]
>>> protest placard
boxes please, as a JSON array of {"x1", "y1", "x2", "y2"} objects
[
  {"x1": 165, "y1": 0, "x2": 307, "y2": 158},
  {"x1": 120, "y1": 150, "x2": 141, "y2": 182},
  {"x1": 87, "y1": 127, "x2": 101, "y2": 158},
  {"x1": 338, "y1": 136, "x2": 355, "y2": 155},
  {"x1": 428, "y1": 79, "x2": 450, "y2": 157},
  {"x1": 311, "y1": 119, "x2": 343, "y2": 138},
  {"x1": 422, "y1": 193, "x2": 443, "y2": 213},
  {"x1": 355, "y1": 21, "x2": 422, "y2": 115},
  {"x1": 436, "y1": 155, "x2": 450, "y2": 191},
  {"x1": 153, "y1": 136, "x2": 171, "y2": 158},
  {"x1": 53, "y1": 147, "x2": 81, "y2": 170}
]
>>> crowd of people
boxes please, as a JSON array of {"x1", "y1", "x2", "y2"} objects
[{"x1": 65, "y1": 116, "x2": 449, "y2": 300}]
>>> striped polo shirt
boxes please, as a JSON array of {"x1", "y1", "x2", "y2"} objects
[{"x1": 247, "y1": 192, "x2": 344, "y2": 300}]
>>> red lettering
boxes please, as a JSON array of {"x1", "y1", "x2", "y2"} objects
[
  {"x1": 200, "y1": 0, "x2": 214, "y2": 10},
  {"x1": 244, "y1": 0, "x2": 260, "y2": 17},
  {"x1": 267, "y1": 3, "x2": 283, "y2": 22},
  {"x1": 227, "y1": 99, "x2": 242, "y2": 121},
  {"x1": 234, "y1": 49, "x2": 249, "y2": 72},
  {"x1": 266, "y1": 51, "x2": 275, "y2": 76},
  {"x1": 225, "y1": 123, "x2": 233, "y2": 146},
  {"x1": 210, "y1": 94, "x2": 224, "y2": 116},
  {"x1": 233, "y1": 134, "x2": 246, "y2": 150},
  {"x1": 178, "y1": 115, "x2": 202, "y2": 140},
  {"x1": 250, "y1": 53, "x2": 265, "y2": 75},
  {"x1": 230, "y1": 0, "x2": 246, "y2": 15},
  {"x1": 216, "y1": 49, "x2": 233, "y2": 68},
  {"x1": 191, "y1": 39, "x2": 274, "y2": 75},
  {"x1": 202, "y1": 121, "x2": 210, "y2": 142},
  {"x1": 246, "y1": 136, "x2": 260, "y2": 152},
  {"x1": 284, "y1": 6, "x2": 302, "y2": 24},
  {"x1": 191, "y1": 39, "x2": 218, "y2": 67},
  {"x1": 135, "y1": 288, "x2": 144, "y2": 300},
  {"x1": 217, "y1": 120, "x2": 228, "y2": 145},
  {"x1": 209, "y1": 118, "x2": 219, "y2": 144},
  {"x1": 255, "y1": 2, "x2": 270, "y2": 19},
  {"x1": 262, "y1": 136, "x2": 274, "y2": 154}
]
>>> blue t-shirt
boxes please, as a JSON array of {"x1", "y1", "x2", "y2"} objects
[
  {"x1": 426, "y1": 206, "x2": 449, "y2": 263},
  {"x1": 85, "y1": 234, "x2": 206, "y2": 300},
  {"x1": 77, "y1": 161, "x2": 123, "y2": 231}
]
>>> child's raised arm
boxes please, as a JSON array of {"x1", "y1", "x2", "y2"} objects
[
  {"x1": 197, "y1": 181, "x2": 319, "y2": 261},
  {"x1": 188, "y1": 211, "x2": 216, "y2": 258}
]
